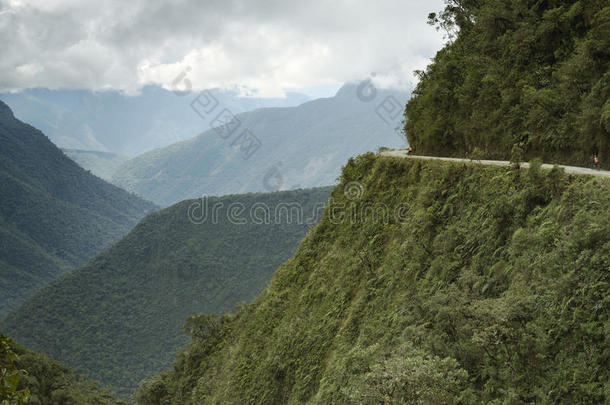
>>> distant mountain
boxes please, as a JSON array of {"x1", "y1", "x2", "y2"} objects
[
  {"x1": 0, "y1": 101, "x2": 156, "y2": 316},
  {"x1": 0, "y1": 86, "x2": 310, "y2": 156},
  {"x1": 62, "y1": 149, "x2": 129, "y2": 181},
  {"x1": 1, "y1": 187, "x2": 332, "y2": 398},
  {"x1": 113, "y1": 83, "x2": 409, "y2": 206},
  {"x1": 1, "y1": 334, "x2": 123, "y2": 404}
]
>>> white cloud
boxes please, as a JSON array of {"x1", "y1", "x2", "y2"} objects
[{"x1": 0, "y1": 0, "x2": 445, "y2": 96}]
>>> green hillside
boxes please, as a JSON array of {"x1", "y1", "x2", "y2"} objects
[
  {"x1": 1, "y1": 334, "x2": 123, "y2": 404},
  {"x1": 1, "y1": 187, "x2": 331, "y2": 398},
  {"x1": 137, "y1": 154, "x2": 609, "y2": 404},
  {"x1": 62, "y1": 149, "x2": 129, "y2": 181},
  {"x1": 0, "y1": 101, "x2": 157, "y2": 316},
  {"x1": 405, "y1": 0, "x2": 609, "y2": 168}
]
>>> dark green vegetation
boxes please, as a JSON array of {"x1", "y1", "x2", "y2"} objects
[
  {"x1": 1, "y1": 334, "x2": 122, "y2": 405},
  {"x1": 112, "y1": 83, "x2": 408, "y2": 207},
  {"x1": 138, "y1": 154, "x2": 609, "y2": 404},
  {"x1": 1, "y1": 334, "x2": 29, "y2": 404},
  {"x1": 62, "y1": 149, "x2": 129, "y2": 181},
  {"x1": 405, "y1": 0, "x2": 610, "y2": 168},
  {"x1": 0, "y1": 101, "x2": 156, "y2": 316},
  {"x1": 1, "y1": 187, "x2": 332, "y2": 398}
]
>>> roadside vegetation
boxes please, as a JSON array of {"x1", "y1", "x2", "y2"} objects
[{"x1": 405, "y1": 0, "x2": 609, "y2": 168}]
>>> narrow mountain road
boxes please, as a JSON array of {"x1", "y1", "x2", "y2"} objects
[{"x1": 381, "y1": 150, "x2": 610, "y2": 178}]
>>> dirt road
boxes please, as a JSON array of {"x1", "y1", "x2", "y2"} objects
[{"x1": 381, "y1": 150, "x2": 610, "y2": 178}]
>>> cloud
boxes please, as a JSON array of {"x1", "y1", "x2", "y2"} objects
[{"x1": 0, "y1": 0, "x2": 445, "y2": 96}]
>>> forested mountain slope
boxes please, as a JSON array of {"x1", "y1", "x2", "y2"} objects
[
  {"x1": 1, "y1": 334, "x2": 123, "y2": 404},
  {"x1": 0, "y1": 101, "x2": 156, "y2": 316},
  {"x1": 1, "y1": 187, "x2": 331, "y2": 398},
  {"x1": 405, "y1": 0, "x2": 610, "y2": 168},
  {"x1": 112, "y1": 83, "x2": 408, "y2": 206},
  {"x1": 138, "y1": 154, "x2": 609, "y2": 404}
]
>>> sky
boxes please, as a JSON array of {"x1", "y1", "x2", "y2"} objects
[{"x1": 0, "y1": 0, "x2": 446, "y2": 98}]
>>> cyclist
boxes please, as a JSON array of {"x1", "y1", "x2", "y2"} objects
[{"x1": 593, "y1": 155, "x2": 600, "y2": 170}]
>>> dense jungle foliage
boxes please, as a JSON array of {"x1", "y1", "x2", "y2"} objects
[
  {"x1": 138, "y1": 154, "x2": 609, "y2": 404},
  {"x1": 1, "y1": 187, "x2": 331, "y2": 399},
  {"x1": 405, "y1": 0, "x2": 610, "y2": 169}
]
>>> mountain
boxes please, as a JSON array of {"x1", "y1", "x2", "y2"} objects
[
  {"x1": 136, "y1": 154, "x2": 610, "y2": 404},
  {"x1": 405, "y1": 0, "x2": 610, "y2": 168},
  {"x1": 62, "y1": 149, "x2": 130, "y2": 181},
  {"x1": 135, "y1": 2, "x2": 607, "y2": 403},
  {"x1": 0, "y1": 86, "x2": 310, "y2": 156},
  {"x1": 112, "y1": 83, "x2": 409, "y2": 206},
  {"x1": 1, "y1": 187, "x2": 332, "y2": 398},
  {"x1": 0, "y1": 101, "x2": 157, "y2": 316},
  {"x1": 1, "y1": 334, "x2": 123, "y2": 404}
]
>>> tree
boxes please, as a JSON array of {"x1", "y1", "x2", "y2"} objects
[{"x1": 0, "y1": 335, "x2": 29, "y2": 405}]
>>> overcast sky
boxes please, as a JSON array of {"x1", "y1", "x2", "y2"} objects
[{"x1": 0, "y1": 0, "x2": 445, "y2": 97}]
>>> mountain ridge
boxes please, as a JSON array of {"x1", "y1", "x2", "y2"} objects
[
  {"x1": 0, "y1": 100, "x2": 157, "y2": 316},
  {"x1": 0, "y1": 86, "x2": 311, "y2": 156},
  {"x1": 112, "y1": 83, "x2": 409, "y2": 206}
]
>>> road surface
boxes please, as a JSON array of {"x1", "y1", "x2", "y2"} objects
[{"x1": 381, "y1": 150, "x2": 610, "y2": 178}]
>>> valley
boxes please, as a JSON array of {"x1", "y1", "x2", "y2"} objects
[
  {"x1": 1, "y1": 0, "x2": 608, "y2": 403},
  {"x1": 1, "y1": 188, "x2": 332, "y2": 397}
]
